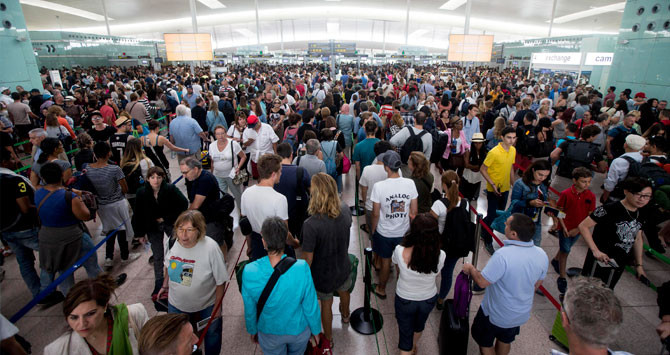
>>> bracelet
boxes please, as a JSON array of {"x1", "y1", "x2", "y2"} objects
[{"x1": 635, "y1": 263, "x2": 643, "y2": 267}]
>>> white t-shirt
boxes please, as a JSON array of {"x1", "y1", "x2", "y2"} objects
[
  {"x1": 392, "y1": 245, "x2": 445, "y2": 301},
  {"x1": 209, "y1": 139, "x2": 242, "y2": 177},
  {"x1": 430, "y1": 198, "x2": 466, "y2": 234},
  {"x1": 241, "y1": 185, "x2": 288, "y2": 233},
  {"x1": 359, "y1": 164, "x2": 402, "y2": 210},
  {"x1": 0, "y1": 315, "x2": 18, "y2": 340},
  {"x1": 370, "y1": 177, "x2": 418, "y2": 238},
  {"x1": 243, "y1": 123, "x2": 279, "y2": 162},
  {"x1": 164, "y1": 236, "x2": 228, "y2": 312}
]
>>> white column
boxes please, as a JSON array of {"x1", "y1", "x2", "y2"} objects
[
  {"x1": 100, "y1": 0, "x2": 111, "y2": 36},
  {"x1": 189, "y1": 0, "x2": 198, "y2": 33},
  {"x1": 404, "y1": 0, "x2": 411, "y2": 45},
  {"x1": 548, "y1": 0, "x2": 558, "y2": 37},
  {"x1": 279, "y1": 20, "x2": 284, "y2": 54},
  {"x1": 464, "y1": 0, "x2": 472, "y2": 35},
  {"x1": 382, "y1": 20, "x2": 387, "y2": 54},
  {"x1": 254, "y1": 0, "x2": 261, "y2": 45}
]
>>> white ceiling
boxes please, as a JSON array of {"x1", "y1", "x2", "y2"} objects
[{"x1": 21, "y1": 0, "x2": 624, "y2": 50}]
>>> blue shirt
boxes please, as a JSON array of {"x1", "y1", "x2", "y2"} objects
[
  {"x1": 34, "y1": 188, "x2": 80, "y2": 227},
  {"x1": 461, "y1": 116, "x2": 480, "y2": 144},
  {"x1": 241, "y1": 256, "x2": 321, "y2": 336},
  {"x1": 184, "y1": 93, "x2": 200, "y2": 108},
  {"x1": 481, "y1": 239, "x2": 548, "y2": 328},
  {"x1": 353, "y1": 137, "x2": 380, "y2": 171},
  {"x1": 169, "y1": 115, "x2": 203, "y2": 155}
]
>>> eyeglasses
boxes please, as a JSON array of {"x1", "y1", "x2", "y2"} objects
[
  {"x1": 633, "y1": 193, "x2": 652, "y2": 200},
  {"x1": 177, "y1": 227, "x2": 197, "y2": 234},
  {"x1": 180, "y1": 168, "x2": 193, "y2": 176}
]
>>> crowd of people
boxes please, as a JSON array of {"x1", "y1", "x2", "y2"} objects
[{"x1": 0, "y1": 61, "x2": 669, "y2": 354}]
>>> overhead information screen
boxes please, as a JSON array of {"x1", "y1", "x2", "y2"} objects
[
  {"x1": 164, "y1": 33, "x2": 213, "y2": 61},
  {"x1": 447, "y1": 35, "x2": 494, "y2": 62}
]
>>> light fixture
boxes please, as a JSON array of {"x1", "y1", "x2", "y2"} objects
[
  {"x1": 20, "y1": 0, "x2": 112, "y2": 21},
  {"x1": 197, "y1": 0, "x2": 226, "y2": 9},
  {"x1": 550, "y1": 2, "x2": 626, "y2": 24},
  {"x1": 439, "y1": 0, "x2": 467, "y2": 11}
]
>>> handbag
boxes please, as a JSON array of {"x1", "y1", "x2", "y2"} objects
[
  {"x1": 447, "y1": 153, "x2": 465, "y2": 169},
  {"x1": 305, "y1": 334, "x2": 333, "y2": 355},
  {"x1": 342, "y1": 154, "x2": 351, "y2": 174},
  {"x1": 231, "y1": 140, "x2": 249, "y2": 185},
  {"x1": 491, "y1": 200, "x2": 520, "y2": 235}
]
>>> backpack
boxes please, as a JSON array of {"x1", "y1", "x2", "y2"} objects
[
  {"x1": 284, "y1": 127, "x2": 299, "y2": 154},
  {"x1": 440, "y1": 198, "x2": 476, "y2": 258},
  {"x1": 321, "y1": 141, "x2": 338, "y2": 178},
  {"x1": 452, "y1": 272, "x2": 472, "y2": 319},
  {"x1": 557, "y1": 140, "x2": 597, "y2": 177},
  {"x1": 459, "y1": 100, "x2": 470, "y2": 116},
  {"x1": 122, "y1": 160, "x2": 149, "y2": 195},
  {"x1": 429, "y1": 129, "x2": 449, "y2": 164},
  {"x1": 218, "y1": 99, "x2": 235, "y2": 127},
  {"x1": 64, "y1": 190, "x2": 98, "y2": 222},
  {"x1": 516, "y1": 125, "x2": 537, "y2": 156},
  {"x1": 623, "y1": 156, "x2": 670, "y2": 189},
  {"x1": 166, "y1": 95, "x2": 178, "y2": 113},
  {"x1": 400, "y1": 127, "x2": 428, "y2": 164}
]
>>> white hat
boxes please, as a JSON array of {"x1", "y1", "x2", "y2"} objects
[
  {"x1": 625, "y1": 135, "x2": 646, "y2": 151},
  {"x1": 0, "y1": 87, "x2": 9, "y2": 93}
]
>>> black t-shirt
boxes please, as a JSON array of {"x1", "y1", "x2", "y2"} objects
[
  {"x1": 0, "y1": 131, "x2": 13, "y2": 150},
  {"x1": 556, "y1": 140, "x2": 603, "y2": 178},
  {"x1": 268, "y1": 109, "x2": 285, "y2": 127},
  {"x1": 74, "y1": 148, "x2": 95, "y2": 171},
  {"x1": 301, "y1": 202, "x2": 352, "y2": 293},
  {"x1": 109, "y1": 133, "x2": 130, "y2": 164},
  {"x1": 590, "y1": 202, "x2": 644, "y2": 264},
  {"x1": 185, "y1": 170, "x2": 220, "y2": 221},
  {"x1": 0, "y1": 174, "x2": 37, "y2": 232},
  {"x1": 297, "y1": 123, "x2": 318, "y2": 144},
  {"x1": 88, "y1": 126, "x2": 117, "y2": 143},
  {"x1": 191, "y1": 106, "x2": 208, "y2": 132},
  {"x1": 274, "y1": 165, "x2": 310, "y2": 216}
]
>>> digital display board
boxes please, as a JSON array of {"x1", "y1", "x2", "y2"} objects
[
  {"x1": 447, "y1": 35, "x2": 494, "y2": 62},
  {"x1": 164, "y1": 33, "x2": 213, "y2": 61}
]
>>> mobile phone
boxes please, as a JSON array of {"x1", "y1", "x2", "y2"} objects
[
  {"x1": 596, "y1": 260, "x2": 613, "y2": 268},
  {"x1": 197, "y1": 317, "x2": 211, "y2": 332}
]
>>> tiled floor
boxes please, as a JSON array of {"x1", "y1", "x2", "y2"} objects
[{"x1": 1, "y1": 150, "x2": 668, "y2": 354}]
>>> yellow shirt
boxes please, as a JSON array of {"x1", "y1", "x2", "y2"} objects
[{"x1": 482, "y1": 143, "x2": 516, "y2": 192}]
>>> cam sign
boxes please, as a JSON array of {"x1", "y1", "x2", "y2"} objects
[
  {"x1": 531, "y1": 52, "x2": 582, "y2": 66},
  {"x1": 584, "y1": 52, "x2": 614, "y2": 66}
]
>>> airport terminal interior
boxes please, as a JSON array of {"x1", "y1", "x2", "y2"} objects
[{"x1": 1, "y1": 0, "x2": 670, "y2": 354}]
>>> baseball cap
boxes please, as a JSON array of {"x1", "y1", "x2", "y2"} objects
[
  {"x1": 379, "y1": 151, "x2": 401, "y2": 170},
  {"x1": 625, "y1": 134, "x2": 645, "y2": 151},
  {"x1": 634, "y1": 92, "x2": 646, "y2": 99},
  {"x1": 115, "y1": 116, "x2": 131, "y2": 127},
  {"x1": 247, "y1": 115, "x2": 259, "y2": 125}
]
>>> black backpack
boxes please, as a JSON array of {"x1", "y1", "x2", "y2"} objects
[
  {"x1": 557, "y1": 140, "x2": 597, "y2": 177},
  {"x1": 516, "y1": 125, "x2": 537, "y2": 157},
  {"x1": 622, "y1": 156, "x2": 670, "y2": 190},
  {"x1": 400, "y1": 127, "x2": 428, "y2": 164},
  {"x1": 611, "y1": 130, "x2": 635, "y2": 159},
  {"x1": 440, "y1": 198, "x2": 476, "y2": 258},
  {"x1": 429, "y1": 129, "x2": 449, "y2": 164}
]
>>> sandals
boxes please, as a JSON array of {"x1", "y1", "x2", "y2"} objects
[
  {"x1": 371, "y1": 283, "x2": 387, "y2": 299},
  {"x1": 339, "y1": 304, "x2": 350, "y2": 324}
]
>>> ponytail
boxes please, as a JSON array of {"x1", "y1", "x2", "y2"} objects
[{"x1": 441, "y1": 170, "x2": 460, "y2": 211}]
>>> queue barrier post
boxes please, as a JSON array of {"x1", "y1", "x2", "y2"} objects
[
  {"x1": 350, "y1": 247, "x2": 384, "y2": 335},
  {"x1": 471, "y1": 213, "x2": 483, "y2": 269}
]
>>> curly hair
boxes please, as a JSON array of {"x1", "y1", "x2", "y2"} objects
[{"x1": 307, "y1": 173, "x2": 341, "y2": 219}]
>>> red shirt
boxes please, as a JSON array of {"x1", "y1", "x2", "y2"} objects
[{"x1": 557, "y1": 185, "x2": 596, "y2": 231}]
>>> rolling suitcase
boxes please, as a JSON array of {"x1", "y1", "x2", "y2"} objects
[
  {"x1": 438, "y1": 299, "x2": 469, "y2": 355},
  {"x1": 438, "y1": 272, "x2": 471, "y2": 355}
]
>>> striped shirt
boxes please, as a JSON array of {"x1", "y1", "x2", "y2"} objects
[{"x1": 85, "y1": 164, "x2": 125, "y2": 205}]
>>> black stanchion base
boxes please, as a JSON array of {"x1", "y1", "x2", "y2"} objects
[
  {"x1": 350, "y1": 307, "x2": 384, "y2": 335},
  {"x1": 567, "y1": 267, "x2": 582, "y2": 277},
  {"x1": 350, "y1": 205, "x2": 366, "y2": 216}
]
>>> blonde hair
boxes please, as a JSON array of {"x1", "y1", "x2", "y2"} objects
[
  {"x1": 46, "y1": 105, "x2": 65, "y2": 127},
  {"x1": 173, "y1": 210, "x2": 207, "y2": 242},
  {"x1": 493, "y1": 116, "x2": 506, "y2": 140},
  {"x1": 307, "y1": 173, "x2": 341, "y2": 219},
  {"x1": 391, "y1": 112, "x2": 404, "y2": 127}
]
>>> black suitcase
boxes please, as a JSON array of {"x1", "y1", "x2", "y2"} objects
[{"x1": 438, "y1": 299, "x2": 469, "y2": 355}]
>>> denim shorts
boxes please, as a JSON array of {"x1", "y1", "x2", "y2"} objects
[
  {"x1": 372, "y1": 231, "x2": 403, "y2": 259},
  {"x1": 395, "y1": 294, "x2": 437, "y2": 351},
  {"x1": 558, "y1": 230, "x2": 581, "y2": 253},
  {"x1": 471, "y1": 307, "x2": 520, "y2": 347}
]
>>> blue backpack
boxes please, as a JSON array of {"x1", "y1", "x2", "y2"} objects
[
  {"x1": 321, "y1": 141, "x2": 338, "y2": 178},
  {"x1": 284, "y1": 127, "x2": 299, "y2": 154}
]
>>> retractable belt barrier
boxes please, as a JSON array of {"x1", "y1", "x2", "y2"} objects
[{"x1": 9, "y1": 147, "x2": 204, "y2": 324}]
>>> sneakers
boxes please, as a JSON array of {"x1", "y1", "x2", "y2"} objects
[
  {"x1": 38, "y1": 291, "x2": 65, "y2": 308},
  {"x1": 484, "y1": 243, "x2": 495, "y2": 256},
  {"x1": 121, "y1": 253, "x2": 141, "y2": 265},
  {"x1": 557, "y1": 277, "x2": 567, "y2": 294},
  {"x1": 551, "y1": 259, "x2": 560, "y2": 274},
  {"x1": 103, "y1": 258, "x2": 114, "y2": 269}
]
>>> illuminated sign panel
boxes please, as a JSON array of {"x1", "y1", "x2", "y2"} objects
[
  {"x1": 164, "y1": 33, "x2": 213, "y2": 61},
  {"x1": 447, "y1": 35, "x2": 493, "y2": 62}
]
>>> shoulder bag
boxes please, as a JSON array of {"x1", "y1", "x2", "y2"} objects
[
  {"x1": 231, "y1": 140, "x2": 249, "y2": 185},
  {"x1": 256, "y1": 257, "x2": 297, "y2": 321}
]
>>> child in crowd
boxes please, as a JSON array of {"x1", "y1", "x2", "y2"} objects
[{"x1": 550, "y1": 167, "x2": 596, "y2": 294}]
